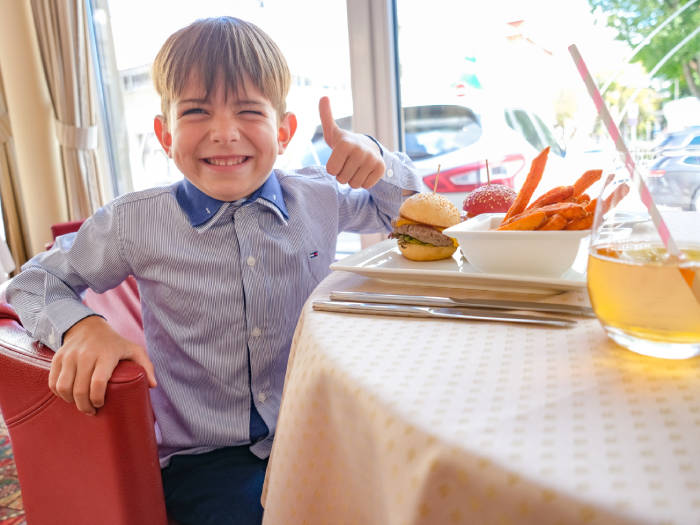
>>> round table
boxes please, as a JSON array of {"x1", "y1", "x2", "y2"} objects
[{"x1": 262, "y1": 269, "x2": 700, "y2": 525}]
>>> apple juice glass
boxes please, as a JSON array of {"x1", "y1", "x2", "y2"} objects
[{"x1": 586, "y1": 169, "x2": 700, "y2": 359}]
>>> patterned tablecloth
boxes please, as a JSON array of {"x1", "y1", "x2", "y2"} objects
[{"x1": 262, "y1": 269, "x2": 700, "y2": 525}]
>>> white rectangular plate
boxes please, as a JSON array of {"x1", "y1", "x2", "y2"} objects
[{"x1": 331, "y1": 239, "x2": 587, "y2": 294}]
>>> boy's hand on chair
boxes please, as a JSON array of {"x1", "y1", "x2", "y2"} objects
[
  {"x1": 319, "y1": 96, "x2": 386, "y2": 189},
  {"x1": 49, "y1": 316, "x2": 157, "y2": 415}
]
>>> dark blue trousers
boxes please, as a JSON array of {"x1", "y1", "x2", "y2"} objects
[{"x1": 161, "y1": 446, "x2": 268, "y2": 525}]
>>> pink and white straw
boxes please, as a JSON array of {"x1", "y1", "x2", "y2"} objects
[{"x1": 569, "y1": 44, "x2": 699, "y2": 302}]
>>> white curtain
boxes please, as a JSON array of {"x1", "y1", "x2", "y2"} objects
[
  {"x1": 30, "y1": 0, "x2": 105, "y2": 220},
  {"x1": 0, "y1": 70, "x2": 26, "y2": 274}
]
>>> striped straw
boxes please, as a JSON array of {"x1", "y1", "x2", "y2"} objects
[{"x1": 569, "y1": 44, "x2": 699, "y2": 303}]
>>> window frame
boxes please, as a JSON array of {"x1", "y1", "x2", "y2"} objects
[{"x1": 345, "y1": 0, "x2": 400, "y2": 150}]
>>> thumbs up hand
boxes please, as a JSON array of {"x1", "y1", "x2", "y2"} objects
[{"x1": 319, "y1": 96, "x2": 386, "y2": 189}]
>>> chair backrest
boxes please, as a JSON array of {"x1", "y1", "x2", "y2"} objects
[{"x1": 0, "y1": 221, "x2": 168, "y2": 525}]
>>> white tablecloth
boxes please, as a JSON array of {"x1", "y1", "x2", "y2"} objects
[{"x1": 262, "y1": 270, "x2": 700, "y2": 525}]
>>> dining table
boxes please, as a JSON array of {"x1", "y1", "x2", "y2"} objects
[{"x1": 261, "y1": 243, "x2": 700, "y2": 525}]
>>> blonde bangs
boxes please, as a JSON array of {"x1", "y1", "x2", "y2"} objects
[{"x1": 152, "y1": 17, "x2": 291, "y2": 120}]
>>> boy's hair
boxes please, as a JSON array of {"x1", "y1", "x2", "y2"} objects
[{"x1": 152, "y1": 17, "x2": 291, "y2": 121}]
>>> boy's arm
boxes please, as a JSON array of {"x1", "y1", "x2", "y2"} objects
[
  {"x1": 51, "y1": 315, "x2": 155, "y2": 415},
  {"x1": 335, "y1": 148, "x2": 422, "y2": 233},
  {"x1": 6, "y1": 203, "x2": 131, "y2": 350},
  {"x1": 6, "y1": 203, "x2": 156, "y2": 414},
  {"x1": 319, "y1": 96, "x2": 423, "y2": 233}
]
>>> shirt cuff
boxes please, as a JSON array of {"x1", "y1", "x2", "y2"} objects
[
  {"x1": 36, "y1": 298, "x2": 101, "y2": 350},
  {"x1": 379, "y1": 150, "x2": 423, "y2": 194},
  {"x1": 364, "y1": 134, "x2": 384, "y2": 157}
]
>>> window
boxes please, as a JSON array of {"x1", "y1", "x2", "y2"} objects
[
  {"x1": 302, "y1": 104, "x2": 482, "y2": 165},
  {"x1": 403, "y1": 105, "x2": 482, "y2": 161},
  {"x1": 393, "y1": 0, "x2": 660, "y2": 209},
  {"x1": 90, "y1": 0, "x2": 361, "y2": 257}
]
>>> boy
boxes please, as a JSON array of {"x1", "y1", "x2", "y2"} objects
[{"x1": 6, "y1": 16, "x2": 420, "y2": 525}]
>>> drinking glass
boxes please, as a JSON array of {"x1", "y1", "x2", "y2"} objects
[{"x1": 586, "y1": 168, "x2": 700, "y2": 359}]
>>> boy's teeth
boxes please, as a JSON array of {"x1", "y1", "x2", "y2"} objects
[{"x1": 207, "y1": 157, "x2": 245, "y2": 166}]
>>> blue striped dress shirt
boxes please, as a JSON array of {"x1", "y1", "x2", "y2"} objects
[{"x1": 7, "y1": 152, "x2": 421, "y2": 466}]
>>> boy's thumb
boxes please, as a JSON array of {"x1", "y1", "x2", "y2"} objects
[
  {"x1": 133, "y1": 350, "x2": 157, "y2": 388},
  {"x1": 319, "y1": 96, "x2": 338, "y2": 147}
]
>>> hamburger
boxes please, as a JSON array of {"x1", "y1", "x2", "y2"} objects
[
  {"x1": 462, "y1": 183, "x2": 517, "y2": 218},
  {"x1": 390, "y1": 193, "x2": 461, "y2": 261}
]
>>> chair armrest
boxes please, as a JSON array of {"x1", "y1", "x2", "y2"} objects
[{"x1": 0, "y1": 305, "x2": 168, "y2": 525}]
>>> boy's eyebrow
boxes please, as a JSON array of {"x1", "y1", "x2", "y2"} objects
[
  {"x1": 177, "y1": 97, "x2": 209, "y2": 105},
  {"x1": 175, "y1": 98, "x2": 266, "y2": 107},
  {"x1": 235, "y1": 99, "x2": 267, "y2": 107}
]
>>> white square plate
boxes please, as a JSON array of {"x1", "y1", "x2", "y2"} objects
[{"x1": 331, "y1": 239, "x2": 588, "y2": 294}]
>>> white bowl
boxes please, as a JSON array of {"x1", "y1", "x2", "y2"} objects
[{"x1": 443, "y1": 213, "x2": 590, "y2": 277}]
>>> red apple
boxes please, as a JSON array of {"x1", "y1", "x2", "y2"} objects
[{"x1": 462, "y1": 184, "x2": 517, "y2": 218}]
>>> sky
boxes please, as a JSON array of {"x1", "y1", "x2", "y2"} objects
[
  {"x1": 100, "y1": 0, "x2": 681, "y2": 198},
  {"x1": 102, "y1": 0, "x2": 639, "y2": 123},
  {"x1": 102, "y1": 0, "x2": 657, "y2": 159},
  {"x1": 104, "y1": 0, "x2": 630, "y2": 77}
]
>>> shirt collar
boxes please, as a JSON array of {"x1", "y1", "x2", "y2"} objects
[
  {"x1": 245, "y1": 172, "x2": 289, "y2": 220},
  {"x1": 175, "y1": 173, "x2": 288, "y2": 227}
]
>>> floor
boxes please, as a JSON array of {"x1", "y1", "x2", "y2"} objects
[{"x1": 0, "y1": 416, "x2": 25, "y2": 525}]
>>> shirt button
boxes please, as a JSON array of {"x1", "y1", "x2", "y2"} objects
[
  {"x1": 251, "y1": 327, "x2": 262, "y2": 337},
  {"x1": 386, "y1": 168, "x2": 394, "y2": 178},
  {"x1": 246, "y1": 256, "x2": 256, "y2": 267},
  {"x1": 258, "y1": 391, "x2": 267, "y2": 403}
]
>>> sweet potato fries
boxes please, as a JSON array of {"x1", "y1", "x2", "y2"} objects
[{"x1": 496, "y1": 149, "x2": 627, "y2": 231}]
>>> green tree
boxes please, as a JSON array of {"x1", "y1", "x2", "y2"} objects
[{"x1": 588, "y1": 0, "x2": 700, "y2": 99}]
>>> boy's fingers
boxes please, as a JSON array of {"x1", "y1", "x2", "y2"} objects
[
  {"x1": 319, "y1": 96, "x2": 339, "y2": 148},
  {"x1": 347, "y1": 165, "x2": 372, "y2": 189},
  {"x1": 325, "y1": 147, "x2": 347, "y2": 177},
  {"x1": 141, "y1": 358, "x2": 158, "y2": 388},
  {"x1": 358, "y1": 164, "x2": 384, "y2": 189},
  {"x1": 369, "y1": 161, "x2": 387, "y2": 187},
  {"x1": 358, "y1": 156, "x2": 385, "y2": 188},
  {"x1": 90, "y1": 358, "x2": 117, "y2": 409},
  {"x1": 73, "y1": 361, "x2": 97, "y2": 415},
  {"x1": 128, "y1": 346, "x2": 158, "y2": 388},
  {"x1": 48, "y1": 354, "x2": 62, "y2": 395},
  {"x1": 54, "y1": 358, "x2": 77, "y2": 404},
  {"x1": 337, "y1": 154, "x2": 363, "y2": 186}
]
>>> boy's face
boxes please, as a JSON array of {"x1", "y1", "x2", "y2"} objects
[{"x1": 154, "y1": 73, "x2": 296, "y2": 201}]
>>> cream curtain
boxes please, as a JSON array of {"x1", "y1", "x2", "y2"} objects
[
  {"x1": 0, "y1": 70, "x2": 28, "y2": 273},
  {"x1": 30, "y1": 0, "x2": 105, "y2": 220}
]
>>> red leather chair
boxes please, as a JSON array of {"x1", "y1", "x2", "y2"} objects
[{"x1": 0, "y1": 222, "x2": 169, "y2": 525}]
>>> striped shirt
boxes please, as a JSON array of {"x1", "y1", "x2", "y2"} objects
[{"x1": 7, "y1": 152, "x2": 421, "y2": 466}]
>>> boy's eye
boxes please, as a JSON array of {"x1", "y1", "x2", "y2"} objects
[
  {"x1": 241, "y1": 110, "x2": 264, "y2": 116},
  {"x1": 181, "y1": 108, "x2": 205, "y2": 116}
]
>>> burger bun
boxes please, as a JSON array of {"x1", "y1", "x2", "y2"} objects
[
  {"x1": 398, "y1": 242, "x2": 457, "y2": 262},
  {"x1": 462, "y1": 184, "x2": 516, "y2": 218},
  {"x1": 399, "y1": 192, "x2": 461, "y2": 228}
]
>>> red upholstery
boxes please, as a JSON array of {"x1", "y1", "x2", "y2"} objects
[
  {"x1": 50, "y1": 220, "x2": 86, "y2": 240},
  {"x1": 0, "y1": 222, "x2": 168, "y2": 525}
]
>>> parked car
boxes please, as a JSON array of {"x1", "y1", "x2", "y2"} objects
[
  {"x1": 652, "y1": 126, "x2": 700, "y2": 157},
  {"x1": 646, "y1": 153, "x2": 700, "y2": 210},
  {"x1": 301, "y1": 103, "x2": 566, "y2": 208}
]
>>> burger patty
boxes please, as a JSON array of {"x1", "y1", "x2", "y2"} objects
[{"x1": 391, "y1": 223, "x2": 454, "y2": 247}]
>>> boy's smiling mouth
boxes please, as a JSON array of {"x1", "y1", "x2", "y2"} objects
[{"x1": 203, "y1": 155, "x2": 249, "y2": 167}]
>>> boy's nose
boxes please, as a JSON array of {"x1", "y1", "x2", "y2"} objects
[{"x1": 210, "y1": 119, "x2": 240, "y2": 143}]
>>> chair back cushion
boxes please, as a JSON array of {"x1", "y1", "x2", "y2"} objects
[{"x1": 0, "y1": 219, "x2": 167, "y2": 524}]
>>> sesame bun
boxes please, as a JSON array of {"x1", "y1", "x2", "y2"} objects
[
  {"x1": 399, "y1": 193, "x2": 461, "y2": 228},
  {"x1": 398, "y1": 242, "x2": 457, "y2": 262},
  {"x1": 462, "y1": 184, "x2": 517, "y2": 218}
]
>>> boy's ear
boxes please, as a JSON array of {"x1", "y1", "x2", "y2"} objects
[
  {"x1": 154, "y1": 115, "x2": 172, "y2": 155},
  {"x1": 277, "y1": 112, "x2": 297, "y2": 154}
]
